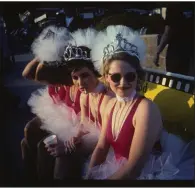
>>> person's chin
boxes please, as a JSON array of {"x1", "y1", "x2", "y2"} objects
[{"x1": 117, "y1": 89, "x2": 131, "y2": 97}]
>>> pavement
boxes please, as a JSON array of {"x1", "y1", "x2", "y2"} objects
[{"x1": 3, "y1": 52, "x2": 45, "y2": 182}]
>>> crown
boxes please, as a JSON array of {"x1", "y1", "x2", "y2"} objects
[
  {"x1": 43, "y1": 29, "x2": 56, "y2": 40},
  {"x1": 103, "y1": 33, "x2": 140, "y2": 61},
  {"x1": 63, "y1": 44, "x2": 91, "y2": 61}
]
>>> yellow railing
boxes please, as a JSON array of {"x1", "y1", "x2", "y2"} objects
[{"x1": 140, "y1": 68, "x2": 194, "y2": 142}]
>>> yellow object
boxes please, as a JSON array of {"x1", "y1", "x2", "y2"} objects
[{"x1": 140, "y1": 68, "x2": 195, "y2": 142}]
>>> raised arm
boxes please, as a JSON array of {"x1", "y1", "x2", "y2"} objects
[
  {"x1": 22, "y1": 57, "x2": 39, "y2": 80},
  {"x1": 108, "y1": 99, "x2": 162, "y2": 180},
  {"x1": 35, "y1": 63, "x2": 73, "y2": 85}
]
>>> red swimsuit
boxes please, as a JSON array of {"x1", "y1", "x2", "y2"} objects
[
  {"x1": 106, "y1": 96, "x2": 161, "y2": 160},
  {"x1": 86, "y1": 92, "x2": 106, "y2": 128},
  {"x1": 48, "y1": 85, "x2": 81, "y2": 114},
  {"x1": 106, "y1": 97, "x2": 144, "y2": 160}
]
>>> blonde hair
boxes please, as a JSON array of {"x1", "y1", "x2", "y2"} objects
[{"x1": 101, "y1": 53, "x2": 146, "y2": 91}]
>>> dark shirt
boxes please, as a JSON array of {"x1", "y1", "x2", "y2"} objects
[{"x1": 165, "y1": 5, "x2": 193, "y2": 52}]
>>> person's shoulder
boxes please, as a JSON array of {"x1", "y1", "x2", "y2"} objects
[
  {"x1": 102, "y1": 90, "x2": 114, "y2": 99},
  {"x1": 137, "y1": 96, "x2": 160, "y2": 114}
]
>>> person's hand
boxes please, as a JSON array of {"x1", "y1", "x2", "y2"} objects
[
  {"x1": 45, "y1": 140, "x2": 65, "y2": 157},
  {"x1": 64, "y1": 136, "x2": 81, "y2": 154},
  {"x1": 153, "y1": 53, "x2": 160, "y2": 67}
]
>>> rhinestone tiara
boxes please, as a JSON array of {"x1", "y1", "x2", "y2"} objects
[
  {"x1": 103, "y1": 33, "x2": 140, "y2": 61},
  {"x1": 63, "y1": 44, "x2": 91, "y2": 61}
]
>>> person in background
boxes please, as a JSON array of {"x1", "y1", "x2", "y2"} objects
[
  {"x1": 153, "y1": 4, "x2": 193, "y2": 76},
  {"x1": 57, "y1": 7, "x2": 85, "y2": 32}
]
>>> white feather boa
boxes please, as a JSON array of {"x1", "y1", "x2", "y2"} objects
[
  {"x1": 31, "y1": 26, "x2": 71, "y2": 63},
  {"x1": 91, "y1": 25, "x2": 146, "y2": 74},
  {"x1": 69, "y1": 28, "x2": 97, "y2": 49},
  {"x1": 28, "y1": 87, "x2": 100, "y2": 144}
]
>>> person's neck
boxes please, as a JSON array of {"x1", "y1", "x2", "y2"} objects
[
  {"x1": 91, "y1": 81, "x2": 104, "y2": 95},
  {"x1": 116, "y1": 90, "x2": 136, "y2": 103}
]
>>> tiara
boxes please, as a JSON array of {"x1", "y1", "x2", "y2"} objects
[
  {"x1": 103, "y1": 33, "x2": 140, "y2": 61},
  {"x1": 43, "y1": 29, "x2": 56, "y2": 40},
  {"x1": 63, "y1": 44, "x2": 91, "y2": 61}
]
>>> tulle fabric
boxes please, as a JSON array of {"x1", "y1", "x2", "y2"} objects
[
  {"x1": 28, "y1": 87, "x2": 100, "y2": 145},
  {"x1": 84, "y1": 129, "x2": 194, "y2": 180},
  {"x1": 137, "y1": 152, "x2": 179, "y2": 180},
  {"x1": 84, "y1": 150, "x2": 179, "y2": 180},
  {"x1": 83, "y1": 148, "x2": 127, "y2": 180},
  {"x1": 160, "y1": 130, "x2": 195, "y2": 180}
]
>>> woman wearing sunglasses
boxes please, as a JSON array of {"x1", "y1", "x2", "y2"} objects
[{"x1": 86, "y1": 25, "x2": 179, "y2": 180}]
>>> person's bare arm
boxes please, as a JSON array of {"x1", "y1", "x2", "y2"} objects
[
  {"x1": 77, "y1": 93, "x2": 90, "y2": 137},
  {"x1": 35, "y1": 63, "x2": 73, "y2": 86},
  {"x1": 34, "y1": 62, "x2": 51, "y2": 84},
  {"x1": 108, "y1": 99, "x2": 162, "y2": 180},
  {"x1": 156, "y1": 25, "x2": 171, "y2": 55},
  {"x1": 22, "y1": 57, "x2": 40, "y2": 79},
  {"x1": 87, "y1": 99, "x2": 113, "y2": 173},
  {"x1": 63, "y1": 93, "x2": 90, "y2": 152},
  {"x1": 154, "y1": 25, "x2": 171, "y2": 66}
]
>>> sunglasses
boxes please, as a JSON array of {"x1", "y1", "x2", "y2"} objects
[{"x1": 108, "y1": 72, "x2": 136, "y2": 83}]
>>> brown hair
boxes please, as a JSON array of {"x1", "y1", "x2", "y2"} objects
[
  {"x1": 35, "y1": 63, "x2": 73, "y2": 86},
  {"x1": 102, "y1": 52, "x2": 145, "y2": 91}
]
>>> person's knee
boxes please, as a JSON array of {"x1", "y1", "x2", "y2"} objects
[
  {"x1": 37, "y1": 138, "x2": 46, "y2": 151},
  {"x1": 24, "y1": 116, "x2": 42, "y2": 139},
  {"x1": 21, "y1": 138, "x2": 26, "y2": 148},
  {"x1": 37, "y1": 136, "x2": 51, "y2": 158},
  {"x1": 21, "y1": 138, "x2": 27, "y2": 159}
]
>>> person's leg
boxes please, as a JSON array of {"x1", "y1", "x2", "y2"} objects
[
  {"x1": 54, "y1": 153, "x2": 84, "y2": 180},
  {"x1": 166, "y1": 47, "x2": 190, "y2": 75},
  {"x1": 24, "y1": 116, "x2": 48, "y2": 150},
  {"x1": 188, "y1": 57, "x2": 194, "y2": 77},
  {"x1": 37, "y1": 137, "x2": 55, "y2": 180},
  {"x1": 53, "y1": 143, "x2": 93, "y2": 180},
  {"x1": 21, "y1": 116, "x2": 49, "y2": 180},
  {"x1": 21, "y1": 138, "x2": 37, "y2": 181}
]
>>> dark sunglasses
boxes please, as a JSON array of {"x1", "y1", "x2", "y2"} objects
[
  {"x1": 108, "y1": 72, "x2": 136, "y2": 83},
  {"x1": 72, "y1": 72, "x2": 90, "y2": 80}
]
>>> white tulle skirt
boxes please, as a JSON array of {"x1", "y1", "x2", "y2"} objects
[
  {"x1": 84, "y1": 150, "x2": 180, "y2": 180},
  {"x1": 84, "y1": 130, "x2": 194, "y2": 180},
  {"x1": 160, "y1": 130, "x2": 195, "y2": 180},
  {"x1": 28, "y1": 87, "x2": 100, "y2": 146}
]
